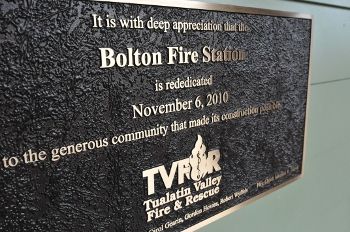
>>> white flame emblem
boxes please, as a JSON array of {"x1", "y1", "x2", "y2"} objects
[{"x1": 189, "y1": 135, "x2": 208, "y2": 181}]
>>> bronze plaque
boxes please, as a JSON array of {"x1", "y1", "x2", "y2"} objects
[{"x1": 0, "y1": 0, "x2": 312, "y2": 231}]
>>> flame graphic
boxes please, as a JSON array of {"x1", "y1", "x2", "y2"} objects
[{"x1": 189, "y1": 135, "x2": 207, "y2": 181}]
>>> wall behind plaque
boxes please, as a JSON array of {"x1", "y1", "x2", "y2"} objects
[{"x1": 198, "y1": 0, "x2": 350, "y2": 231}]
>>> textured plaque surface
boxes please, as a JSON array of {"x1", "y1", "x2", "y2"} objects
[{"x1": 0, "y1": 0, "x2": 311, "y2": 231}]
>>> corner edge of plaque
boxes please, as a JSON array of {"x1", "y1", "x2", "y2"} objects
[{"x1": 182, "y1": 175, "x2": 303, "y2": 232}]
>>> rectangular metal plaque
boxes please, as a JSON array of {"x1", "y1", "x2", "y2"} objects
[{"x1": 0, "y1": 0, "x2": 312, "y2": 231}]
